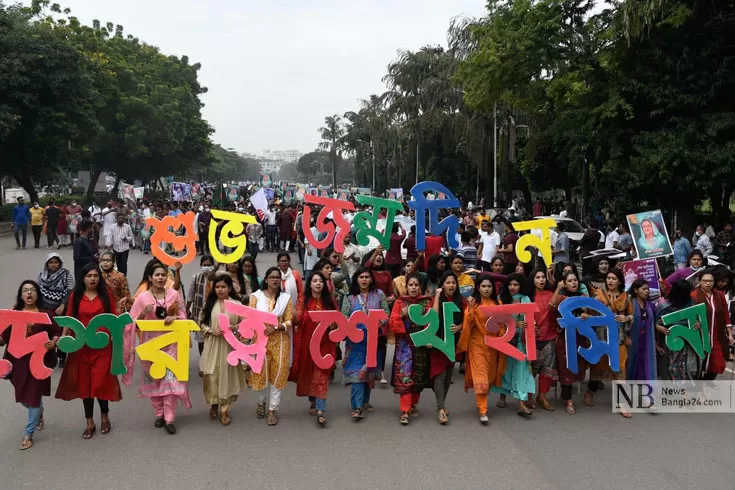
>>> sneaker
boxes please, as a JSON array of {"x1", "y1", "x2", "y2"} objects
[{"x1": 480, "y1": 414, "x2": 489, "y2": 425}]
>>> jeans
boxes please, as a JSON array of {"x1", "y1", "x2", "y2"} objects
[
  {"x1": 47, "y1": 226, "x2": 59, "y2": 247},
  {"x1": 350, "y1": 382, "x2": 371, "y2": 410},
  {"x1": 32, "y1": 225, "x2": 42, "y2": 248},
  {"x1": 297, "y1": 240, "x2": 304, "y2": 264},
  {"x1": 143, "y1": 237, "x2": 151, "y2": 253},
  {"x1": 14, "y1": 223, "x2": 27, "y2": 248},
  {"x1": 309, "y1": 396, "x2": 327, "y2": 412},
  {"x1": 247, "y1": 241, "x2": 259, "y2": 260},
  {"x1": 266, "y1": 225, "x2": 277, "y2": 250},
  {"x1": 115, "y1": 249, "x2": 129, "y2": 276},
  {"x1": 22, "y1": 401, "x2": 43, "y2": 436}
]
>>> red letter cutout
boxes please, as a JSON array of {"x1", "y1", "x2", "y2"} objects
[
  {"x1": 0, "y1": 310, "x2": 53, "y2": 380},
  {"x1": 308, "y1": 309, "x2": 388, "y2": 369},
  {"x1": 480, "y1": 303, "x2": 539, "y2": 361},
  {"x1": 301, "y1": 195, "x2": 355, "y2": 253},
  {"x1": 219, "y1": 301, "x2": 275, "y2": 374}
]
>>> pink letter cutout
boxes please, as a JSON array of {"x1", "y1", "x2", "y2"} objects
[
  {"x1": 480, "y1": 303, "x2": 539, "y2": 361},
  {"x1": 0, "y1": 309, "x2": 53, "y2": 380},
  {"x1": 219, "y1": 300, "x2": 275, "y2": 374},
  {"x1": 301, "y1": 194, "x2": 355, "y2": 253},
  {"x1": 308, "y1": 309, "x2": 388, "y2": 369}
]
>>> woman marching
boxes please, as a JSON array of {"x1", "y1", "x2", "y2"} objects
[
  {"x1": 56, "y1": 263, "x2": 122, "y2": 439},
  {"x1": 626, "y1": 279, "x2": 658, "y2": 387},
  {"x1": 1, "y1": 281, "x2": 61, "y2": 450},
  {"x1": 389, "y1": 273, "x2": 432, "y2": 425},
  {"x1": 36, "y1": 252, "x2": 75, "y2": 368},
  {"x1": 124, "y1": 262, "x2": 190, "y2": 434},
  {"x1": 291, "y1": 271, "x2": 337, "y2": 427},
  {"x1": 99, "y1": 251, "x2": 132, "y2": 313},
  {"x1": 199, "y1": 274, "x2": 246, "y2": 426},
  {"x1": 585, "y1": 268, "x2": 633, "y2": 417},
  {"x1": 458, "y1": 274, "x2": 505, "y2": 424},
  {"x1": 341, "y1": 266, "x2": 390, "y2": 420},
  {"x1": 429, "y1": 271, "x2": 465, "y2": 424},
  {"x1": 655, "y1": 279, "x2": 698, "y2": 381},
  {"x1": 690, "y1": 269, "x2": 733, "y2": 381},
  {"x1": 492, "y1": 273, "x2": 535, "y2": 417},
  {"x1": 527, "y1": 268, "x2": 557, "y2": 411},
  {"x1": 248, "y1": 266, "x2": 294, "y2": 426}
]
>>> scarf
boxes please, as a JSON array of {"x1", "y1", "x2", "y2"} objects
[
  {"x1": 37, "y1": 254, "x2": 73, "y2": 307},
  {"x1": 254, "y1": 289, "x2": 291, "y2": 319},
  {"x1": 280, "y1": 267, "x2": 298, "y2": 306}
]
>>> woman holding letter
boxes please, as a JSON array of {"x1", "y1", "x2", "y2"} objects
[
  {"x1": 626, "y1": 279, "x2": 658, "y2": 385},
  {"x1": 341, "y1": 267, "x2": 390, "y2": 420},
  {"x1": 125, "y1": 262, "x2": 190, "y2": 435},
  {"x1": 691, "y1": 270, "x2": 732, "y2": 381},
  {"x1": 389, "y1": 274, "x2": 432, "y2": 425},
  {"x1": 56, "y1": 263, "x2": 121, "y2": 439},
  {"x1": 528, "y1": 268, "x2": 557, "y2": 411},
  {"x1": 248, "y1": 266, "x2": 294, "y2": 426},
  {"x1": 1, "y1": 281, "x2": 61, "y2": 450},
  {"x1": 458, "y1": 274, "x2": 505, "y2": 424},
  {"x1": 199, "y1": 274, "x2": 246, "y2": 426},
  {"x1": 292, "y1": 271, "x2": 337, "y2": 427}
]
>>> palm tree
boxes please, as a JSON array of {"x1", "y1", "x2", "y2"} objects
[{"x1": 318, "y1": 114, "x2": 345, "y2": 187}]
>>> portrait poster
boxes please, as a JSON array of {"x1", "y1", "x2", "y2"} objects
[
  {"x1": 621, "y1": 258, "x2": 662, "y2": 301},
  {"x1": 626, "y1": 209, "x2": 673, "y2": 259}
]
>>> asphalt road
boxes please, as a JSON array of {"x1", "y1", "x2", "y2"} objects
[{"x1": 0, "y1": 235, "x2": 732, "y2": 490}]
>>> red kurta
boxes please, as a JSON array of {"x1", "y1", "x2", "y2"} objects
[
  {"x1": 290, "y1": 298, "x2": 335, "y2": 399},
  {"x1": 55, "y1": 292, "x2": 122, "y2": 401}
]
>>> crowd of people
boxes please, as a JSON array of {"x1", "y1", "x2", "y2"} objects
[{"x1": 3, "y1": 190, "x2": 735, "y2": 452}]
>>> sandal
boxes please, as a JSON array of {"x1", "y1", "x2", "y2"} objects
[
  {"x1": 35, "y1": 418, "x2": 45, "y2": 431},
  {"x1": 438, "y1": 408, "x2": 449, "y2": 425},
  {"x1": 620, "y1": 409, "x2": 633, "y2": 419},
  {"x1": 256, "y1": 403, "x2": 266, "y2": 419},
  {"x1": 583, "y1": 391, "x2": 595, "y2": 407},
  {"x1": 409, "y1": 405, "x2": 419, "y2": 418},
  {"x1": 309, "y1": 402, "x2": 317, "y2": 416},
  {"x1": 209, "y1": 405, "x2": 219, "y2": 420},
  {"x1": 526, "y1": 400, "x2": 537, "y2": 410},
  {"x1": 82, "y1": 426, "x2": 96, "y2": 439},
  {"x1": 496, "y1": 398, "x2": 507, "y2": 409},
  {"x1": 537, "y1": 396, "x2": 554, "y2": 411},
  {"x1": 220, "y1": 411, "x2": 231, "y2": 426},
  {"x1": 267, "y1": 410, "x2": 278, "y2": 426},
  {"x1": 19, "y1": 436, "x2": 33, "y2": 450},
  {"x1": 316, "y1": 411, "x2": 327, "y2": 427},
  {"x1": 565, "y1": 401, "x2": 576, "y2": 415},
  {"x1": 363, "y1": 403, "x2": 375, "y2": 413},
  {"x1": 351, "y1": 408, "x2": 364, "y2": 420},
  {"x1": 479, "y1": 414, "x2": 489, "y2": 425},
  {"x1": 400, "y1": 412, "x2": 410, "y2": 425},
  {"x1": 101, "y1": 419, "x2": 112, "y2": 435}
]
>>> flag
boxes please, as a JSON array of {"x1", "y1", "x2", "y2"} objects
[{"x1": 250, "y1": 188, "x2": 268, "y2": 220}]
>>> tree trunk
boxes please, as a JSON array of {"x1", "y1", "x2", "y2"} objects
[
  {"x1": 581, "y1": 155, "x2": 590, "y2": 218},
  {"x1": 87, "y1": 167, "x2": 102, "y2": 200},
  {"x1": 331, "y1": 147, "x2": 337, "y2": 188},
  {"x1": 110, "y1": 176, "x2": 121, "y2": 198},
  {"x1": 11, "y1": 170, "x2": 38, "y2": 202},
  {"x1": 503, "y1": 127, "x2": 511, "y2": 207},
  {"x1": 709, "y1": 184, "x2": 732, "y2": 229}
]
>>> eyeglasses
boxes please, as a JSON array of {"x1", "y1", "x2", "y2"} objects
[
  {"x1": 266, "y1": 275, "x2": 282, "y2": 280},
  {"x1": 100, "y1": 258, "x2": 113, "y2": 262},
  {"x1": 278, "y1": 260, "x2": 290, "y2": 264},
  {"x1": 22, "y1": 288, "x2": 37, "y2": 294}
]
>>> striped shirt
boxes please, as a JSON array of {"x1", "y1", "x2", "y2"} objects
[{"x1": 106, "y1": 223, "x2": 133, "y2": 252}]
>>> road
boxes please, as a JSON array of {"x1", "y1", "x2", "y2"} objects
[{"x1": 0, "y1": 235, "x2": 732, "y2": 490}]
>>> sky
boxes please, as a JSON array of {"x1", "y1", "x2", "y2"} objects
[{"x1": 36, "y1": 0, "x2": 489, "y2": 155}]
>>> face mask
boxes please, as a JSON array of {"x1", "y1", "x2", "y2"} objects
[
  {"x1": 34, "y1": 204, "x2": 39, "y2": 208},
  {"x1": 695, "y1": 231, "x2": 701, "y2": 237}
]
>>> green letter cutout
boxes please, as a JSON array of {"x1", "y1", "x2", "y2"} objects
[
  {"x1": 662, "y1": 304, "x2": 710, "y2": 359},
  {"x1": 409, "y1": 302, "x2": 459, "y2": 362}
]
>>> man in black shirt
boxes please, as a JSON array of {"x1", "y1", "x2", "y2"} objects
[
  {"x1": 579, "y1": 218, "x2": 602, "y2": 276},
  {"x1": 44, "y1": 199, "x2": 62, "y2": 249},
  {"x1": 74, "y1": 220, "x2": 97, "y2": 282}
]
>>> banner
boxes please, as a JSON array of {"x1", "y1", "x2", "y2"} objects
[
  {"x1": 249, "y1": 188, "x2": 268, "y2": 221},
  {"x1": 621, "y1": 258, "x2": 662, "y2": 301},
  {"x1": 626, "y1": 209, "x2": 673, "y2": 259}
]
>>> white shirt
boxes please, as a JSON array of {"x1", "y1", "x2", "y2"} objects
[
  {"x1": 89, "y1": 205, "x2": 102, "y2": 223},
  {"x1": 605, "y1": 230, "x2": 620, "y2": 249},
  {"x1": 343, "y1": 243, "x2": 364, "y2": 279},
  {"x1": 106, "y1": 223, "x2": 133, "y2": 252},
  {"x1": 304, "y1": 227, "x2": 321, "y2": 271},
  {"x1": 102, "y1": 207, "x2": 117, "y2": 237},
  {"x1": 479, "y1": 230, "x2": 501, "y2": 262},
  {"x1": 560, "y1": 209, "x2": 568, "y2": 218},
  {"x1": 265, "y1": 209, "x2": 276, "y2": 226}
]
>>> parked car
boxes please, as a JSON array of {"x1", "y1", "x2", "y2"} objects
[{"x1": 534, "y1": 215, "x2": 586, "y2": 259}]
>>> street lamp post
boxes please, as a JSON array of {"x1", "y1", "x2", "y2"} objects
[{"x1": 493, "y1": 101, "x2": 498, "y2": 208}]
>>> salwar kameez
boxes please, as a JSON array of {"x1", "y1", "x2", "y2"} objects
[
  {"x1": 530, "y1": 290, "x2": 557, "y2": 394},
  {"x1": 124, "y1": 289, "x2": 191, "y2": 424},
  {"x1": 247, "y1": 290, "x2": 293, "y2": 411},
  {"x1": 389, "y1": 295, "x2": 433, "y2": 413},
  {"x1": 692, "y1": 289, "x2": 729, "y2": 378},
  {"x1": 341, "y1": 290, "x2": 389, "y2": 410},
  {"x1": 626, "y1": 299, "x2": 657, "y2": 382},
  {"x1": 490, "y1": 294, "x2": 535, "y2": 401},
  {"x1": 458, "y1": 297, "x2": 506, "y2": 415},
  {"x1": 589, "y1": 290, "x2": 632, "y2": 388},
  {"x1": 200, "y1": 300, "x2": 246, "y2": 408}
]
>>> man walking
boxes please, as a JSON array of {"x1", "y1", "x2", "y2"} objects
[
  {"x1": 44, "y1": 199, "x2": 61, "y2": 248},
  {"x1": 106, "y1": 213, "x2": 133, "y2": 276},
  {"x1": 30, "y1": 201, "x2": 44, "y2": 248},
  {"x1": 12, "y1": 196, "x2": 30, "y2": 250}
]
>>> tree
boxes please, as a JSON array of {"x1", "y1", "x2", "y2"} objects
[{"x1": 318, "y1": 115, "x2": 345, "y2": 187}]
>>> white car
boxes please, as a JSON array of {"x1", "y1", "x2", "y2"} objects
[{"x1": 534, "y1": 215, "x2": 586, "y2": 258}]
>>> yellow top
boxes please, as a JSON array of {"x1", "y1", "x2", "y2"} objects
[{"x1": 30, "y1": 207, "x2": 44, "y2": 226}]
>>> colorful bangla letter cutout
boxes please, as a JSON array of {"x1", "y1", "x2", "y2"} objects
[
  {"x1": 56, "y1": 313, "x2": 133, "y2": 375},
  {"x1": 408, "y1": 302, "x2": 459, "y2": 362},
  {"x1": 557, "y1": 296, "x2": 620, "y2": 373},
  {"x1": 408, "y1": 181, "x2": 460, "y2": 251},
  {"x1": 661, "y1": 303, "x2": 711, "y2": 359},
  {"x1": 145, "y1": 211, "x2": 197, "y2": 267},
  {"x1": 218, "y1": 300, "x2": 273, "y2": 374},
  {"x1": 135, "y1": 320, "x2": 200, "y2": 381},
  {"x1": 302, "y1": 195, "x2": 355, "y2": 254},
  {"x1": 480, "y1": 303, "x2": 539, "y2": 361},
  {"x1": 207, "y1": 209, "x2": 256, "y2": 264},
  {"x1": 307, "y1": 309, "x2": 388, "y2": 369},
  {"x1": 352, "y1": 195, "x2": 405, "y2": 250},
  {"x1": 0, "y1": 310, "x2": 54, "y2": 380},
  {"x1": 512, "y1": 218, "x2": 556, "y2": 266}
]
